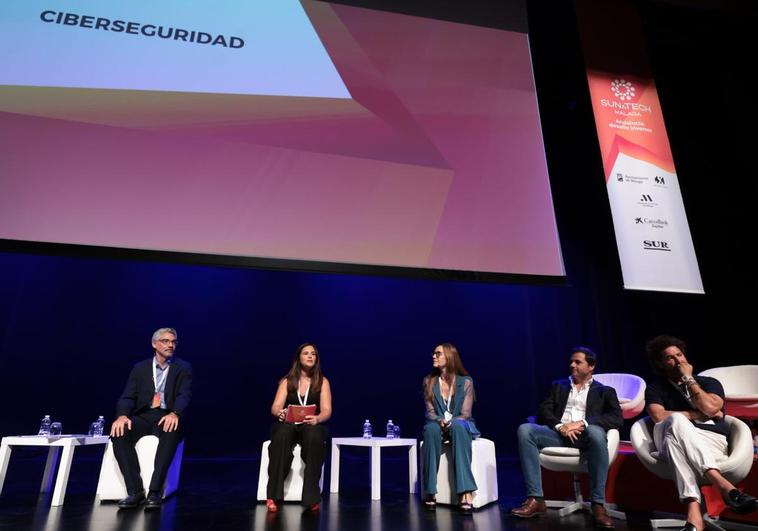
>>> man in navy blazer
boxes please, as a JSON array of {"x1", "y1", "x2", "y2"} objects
[
  {"x1": 512, "y1": 347, "x2": 622, "y2": 528},
  {"x1": 110, "y1": 327, "x2": 192, "y2": 510}
]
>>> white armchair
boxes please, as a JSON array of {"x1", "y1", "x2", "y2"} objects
[
  {"x1": 593, "y1": 373, "x2": 646, "y2": 419},
  {"x1": 256, "y1": 441, "x2": 323, "y2": 502},
  {"x1": 699, "y1": 366, "x2": 758, "y2": 419},
  {"x1": 96, "y1": 436, "x2": 184, "y2": 501},
  {"x1": 420, "y1": 437, "x2": 499, "y2": 509},
  {"x1": 538, "y1": 428, "x2": 625, "y2": 520},
  {"x1": 630, "y1": 415, "x2": 754, "y2": 529}
]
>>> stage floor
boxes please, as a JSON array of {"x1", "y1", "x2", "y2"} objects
[{"x1": 0, "y1": 452, "x2": 744, "y2": 531}]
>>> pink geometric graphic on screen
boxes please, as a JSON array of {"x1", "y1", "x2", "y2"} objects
[{"x1": 0, "y1": 3, "x2": 563, "y2": 276}]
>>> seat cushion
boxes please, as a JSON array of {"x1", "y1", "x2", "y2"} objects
[{"x1": 540, "y1": 446, "x2": 581, "y2": 457}]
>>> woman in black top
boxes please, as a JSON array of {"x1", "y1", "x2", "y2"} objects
[{"x1": 266, "y1": 343, "x2": 332, "y2": 512}]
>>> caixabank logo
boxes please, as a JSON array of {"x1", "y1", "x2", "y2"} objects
[{"x1": 634, "y1": 217, "x2": 668, "y2": 229}]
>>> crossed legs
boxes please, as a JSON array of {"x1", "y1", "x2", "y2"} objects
[{"x1": 654, "y1": 413, "x2": 732, "y2": 530}]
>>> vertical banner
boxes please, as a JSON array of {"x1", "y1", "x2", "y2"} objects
[{"x1": 576, "y1": 0, "x2": 703, "y2": 293}]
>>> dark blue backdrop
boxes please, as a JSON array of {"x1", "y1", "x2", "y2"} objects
[
  {"x1": 0, "y1": 250, "x2": 609, "y2": 456},
  {"x1": 0, "y1": 246, "x2": 744, "y2": 457}
]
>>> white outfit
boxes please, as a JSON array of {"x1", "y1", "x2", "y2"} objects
[{"x1": 653, "y1": 412, "x2": 728, "y2": 502}]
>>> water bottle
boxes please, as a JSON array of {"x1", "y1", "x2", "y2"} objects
[
  {"x1": 89, "y1": 416, "x2": 105, "y2": 436},
  {"x1": 38, "y1": 415, "x2": 52, "y2": 436},
  {"x1": 362, "y1": 419, "x2": 372, "y2": 439},
  {"x1": 386, "y1": 419, "x2": 395, "y2": 439}
]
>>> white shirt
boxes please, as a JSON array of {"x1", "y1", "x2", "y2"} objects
[{"x1": 557, "y1": 376, "x2": 593, "y2": 429}]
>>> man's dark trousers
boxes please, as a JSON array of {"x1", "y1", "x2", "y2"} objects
[{"x1": 111, "y1": 408, "x2": 183, "y2": 495}]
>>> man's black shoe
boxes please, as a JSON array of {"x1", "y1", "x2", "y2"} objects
[
  {"x1": 144, "y1": 492, "x2": 163, "y2": 511},
  {"x1": 117, "y1": 491, "x2": 145, "y2": 509},
  {"x1": 724, "y1": 489, "x2": 757, "y2": 514},
  {"x1": 678, "y1": 523, "x2": 696, "y2": 531}
]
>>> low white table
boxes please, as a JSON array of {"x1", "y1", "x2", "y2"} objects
[
  {"x1": 0, "y1": 434, "x2": 109, "y2": 506},
  {"x1": 330, "y1": 437, "x2": 418, "y2": 500}
]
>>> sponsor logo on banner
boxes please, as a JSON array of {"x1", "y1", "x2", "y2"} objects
[
  {"x1": 634, "y1": 217, "x2": 668, "y2": 228},
  {"x1": 643, "y1": 240, "x2": 671, "y2": 251},
  {"x1": 600, "y1": 79, "x2": 652, "y2": 118},
  {"x1": 611, "y1": 79, "x2": 635, "y2": 101},
  {"x1": 654, "y1": 175, "x2": 667, "y2": 188},
  {"x1": 618, "y1": 173, "x2": 649, "y2": 184},
  {"x1": 637, "y1": 194, "x2": 657, "y2": 207}
]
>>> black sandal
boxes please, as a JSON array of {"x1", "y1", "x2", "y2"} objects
[
  {"x1": 460, "y1": 501, "x2": 473, "y2": 514},
  {"x1": 424, "y1": 497, "x2": 437, "y2": 510}
]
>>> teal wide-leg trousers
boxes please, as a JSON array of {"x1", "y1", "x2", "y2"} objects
[{"x1": 422, "y1": 420, "x2": 477, "y2": 496}]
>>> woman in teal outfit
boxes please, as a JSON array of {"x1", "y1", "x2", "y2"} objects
[{"x1": 421, "y1": 343, "x2": 480, "y2": 513}]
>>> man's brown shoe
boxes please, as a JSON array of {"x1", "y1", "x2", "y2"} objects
[
  {"x1": 511, "y1": 497, "x2": 547, "y2": 518},
  {"x1": 591, "y1": 504, "x2": 615, "y2": 528}
]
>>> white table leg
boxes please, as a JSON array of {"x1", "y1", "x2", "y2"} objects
[
  {"x1": 50, "y1": 443, "x2": 75, "y2": 506},
  {"x1": 0, "y1": 442, "x2": 12, "y2": 495},
  {"x1": 408, "y1": 443, "x2": 418, "y2": 494},
  {"x1": 329, "y1": 441, "x2": 340, "y2": 493},
  {"x1": 370, "y1": 446, "x2": 381, "y2": 500},
  {"x1": 40, "y1": 447, "x2": 61, "y2": 493}
]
